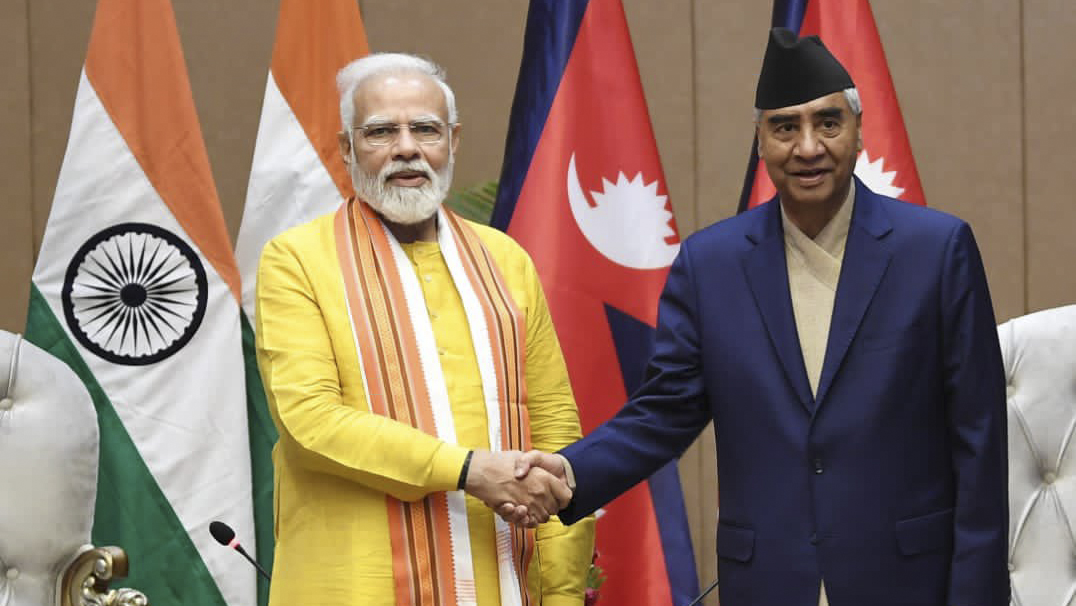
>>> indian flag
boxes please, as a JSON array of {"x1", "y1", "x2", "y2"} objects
[
  {"x1": 235, "y1": 0, "x2": 370, "y2": 315},
  {"x1": 234, "y1": 5, "x2": 368, "y2": 597},
  {"x1": 25, "y1": 1, "x2": 257, "y2": 605}
]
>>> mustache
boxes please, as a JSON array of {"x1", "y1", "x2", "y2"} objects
[{"x1": 379, "y1": 160, "x2": 433, "y2": 182}]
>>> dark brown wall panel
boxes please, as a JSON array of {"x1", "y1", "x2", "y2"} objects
[
  {"x1": 27, "y1": 0, "x2": 95, "y2": 265},
  {"x1": 874, "y1": 0, "x2": 1025, "y2": 323},
  {"x1": 624, "y1": 0, "x2": 697, "y2": 234},
  {"x1": 0, "y1": 0, "x2": 33, "y2": 332},
  {"x1": 694, "y1": 2, "x2": 774, "y2": 229},
  {"x1": 1023, "y1": 0, "x2": 1076, "y2": 315},
  {"x1": 175, "y1": 1, "x2": 278, "y2": 240}
]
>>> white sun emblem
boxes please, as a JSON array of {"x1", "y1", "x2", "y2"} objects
[
  {"x1": 854, "y1": 150, "x2": 904, "y2": 198},
  {"x1": 566, "y1": 153, "x2": 680, "y2": 270}
]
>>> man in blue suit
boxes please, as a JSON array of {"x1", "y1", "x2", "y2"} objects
[{"x1": 507, "y1": 28, "x2": 1009, "y2": 606}]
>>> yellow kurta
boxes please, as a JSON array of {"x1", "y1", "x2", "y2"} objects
[{"x1": 255, "y1": 212, "x2": 594, "y2": 606}]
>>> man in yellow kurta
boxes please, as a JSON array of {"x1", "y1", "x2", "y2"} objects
[{"x1": 255, "y1": 52, "x2": 594, "y2": 606}]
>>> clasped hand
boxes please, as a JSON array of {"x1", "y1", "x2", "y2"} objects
[{"x1": 463, "y1": 450, "x2": 570, "y2": 528}]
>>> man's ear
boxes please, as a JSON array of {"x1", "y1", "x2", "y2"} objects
[
  {"x1": 450, "y1": 123, "x2": 462, "y2": 155},
  {"x1": 337, "y1": 131, "x2": 352, "y2": 163},
  {"x1": 855, "y1": 114, "x2": 864, "y2": 152}
]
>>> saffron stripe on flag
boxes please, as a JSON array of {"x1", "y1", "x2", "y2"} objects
[{"x1": 84, "y1": 0, "x2": 241, "y2": 300}]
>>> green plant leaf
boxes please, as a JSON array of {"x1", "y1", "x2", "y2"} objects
[{"x1": 444, "y1": 180, "x2": 499, "y2": 225}]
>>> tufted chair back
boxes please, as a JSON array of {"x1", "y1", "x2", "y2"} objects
[
  {"x1": 0, "y1": 331, "x2": 147, "y2": 606},
  {"x1": 0, "y1": 332, "x2": 98, "y2": 605},
  {"x1": 999, "y1": 305, "x2": 1076, "y2": 606}
]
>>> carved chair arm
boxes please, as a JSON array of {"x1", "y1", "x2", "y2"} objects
[{"x1": 59, "y1": 546, "x2": 148, "y2": 606}]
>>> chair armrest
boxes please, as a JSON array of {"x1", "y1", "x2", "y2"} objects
[{"x1": 58, "y1": 545, "x2": 149, "y2": 606}]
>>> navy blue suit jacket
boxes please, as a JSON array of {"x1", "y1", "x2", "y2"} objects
[{"x1": 559, "y1": 179, "x2": 1009, "y2": 606}]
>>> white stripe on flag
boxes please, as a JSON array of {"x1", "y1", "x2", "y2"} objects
[{"x1": 236, "y1": 72, "x2": 345, "y2": 316}]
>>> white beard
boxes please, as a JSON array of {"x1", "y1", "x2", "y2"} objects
[{"x1": 350, "y1": 154, "x2": 454, "y2": 225}]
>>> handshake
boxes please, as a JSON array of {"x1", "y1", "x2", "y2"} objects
[{"x1": 462, "y1": 450, "x2": 573, "y2": 528}]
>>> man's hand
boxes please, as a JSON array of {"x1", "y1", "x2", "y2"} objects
[
  {"x1": 513, "y1": 449, "x2": 568, "y2": 481},
  {"x1": 493, "y1": 450, "x2": 572, "y2": 527},
  {"x1": 463, "y1": 450, "x2": 572, "y2": 527}
]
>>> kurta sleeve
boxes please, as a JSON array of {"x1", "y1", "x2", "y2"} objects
[
  {"x1": 255, "y1": 233, "x2": 468, "y2": 502},
  {"x1": 515, "y1": 250, "x2": 596, "y2": 605}
]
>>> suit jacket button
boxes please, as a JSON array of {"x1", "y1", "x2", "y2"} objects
[
  {"x1": 813, "y1": 458, "x2": 824, "y2": 474},
  {"x1": 810, "y1": 533, "x2": 819, "y2": 545}
]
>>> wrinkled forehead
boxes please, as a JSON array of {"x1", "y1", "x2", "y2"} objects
[
  {"x1": 353, "y1": 71, "x2": 449, "y2": 125},
  {"x1": 758, "y1": 90, "x2": 851, "y2": 123}
]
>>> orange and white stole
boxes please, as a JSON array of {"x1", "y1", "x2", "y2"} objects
[{"x1": 334, "y1": 199, "x2": 534, "y2": 606}]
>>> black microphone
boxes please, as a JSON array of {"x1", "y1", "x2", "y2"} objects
[
  {"x1": 683, "y1": 577, "x2": 718, "y2": 606},
  {"x1": 209, "y1": 521, "x2": 272, "y2": 581}
]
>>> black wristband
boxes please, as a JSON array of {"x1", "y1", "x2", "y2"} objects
[{"x1": 457, "y1": 450, "x2": 474, "y2": 490}]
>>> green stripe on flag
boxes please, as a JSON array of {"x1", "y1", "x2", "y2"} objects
[
  {"x1": 25, "y1": 284, "x2": 227, "y2": 606},
  {"x1": 242, "y1": 311, "x2": 277, "y2": 606}
]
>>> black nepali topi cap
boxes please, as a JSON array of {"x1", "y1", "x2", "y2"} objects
[{"x1": 755, "y1": 27, "x2": 854, "y2": 110}]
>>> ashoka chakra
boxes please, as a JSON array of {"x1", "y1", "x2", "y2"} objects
[{"x1": 61, "y1": 223, "x2": 208, "y2": 366}]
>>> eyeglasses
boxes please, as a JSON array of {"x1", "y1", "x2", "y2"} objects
[{"x1": 352, "y1": 120, "x2": 455, "y2": 147}]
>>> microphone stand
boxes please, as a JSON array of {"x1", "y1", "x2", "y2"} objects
[
  {"x1": 234, "y1": 544, "x2": 272, "y2": 582},
  {"x1": 684, "y1": 577, "x2": 718, "y2": 606}
]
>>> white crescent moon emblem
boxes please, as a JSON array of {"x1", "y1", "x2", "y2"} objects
[{"x1": 566, "y1": 153, "x2": 679, "y2": 270}]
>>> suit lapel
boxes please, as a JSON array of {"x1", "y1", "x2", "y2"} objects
[
  {"x1": 742, "y1": 200, "x2": 814, "y2": 410},
  {"x1": 813, "y1": 180, "x2": 893, "y2": 407}
]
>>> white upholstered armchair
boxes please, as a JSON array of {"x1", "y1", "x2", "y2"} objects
[
  {"x1": 0, "y1": 331, "x2": 147, "y2": 606},
  {"x1": 999, "y1": 305, "x2": 1076, "y2": 606}
]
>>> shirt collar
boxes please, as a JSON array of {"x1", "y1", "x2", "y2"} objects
[{"x1": 780, "y1": 183, "x2": 856, "y2": 258}]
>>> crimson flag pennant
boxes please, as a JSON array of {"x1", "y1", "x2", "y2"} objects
[{"x1": 492, "y1": 1, "x2": 699, "y2": 604}]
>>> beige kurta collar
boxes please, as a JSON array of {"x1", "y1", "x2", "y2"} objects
[{"x1": 781, "y1": 185, "x2": 855, "y2": 396}]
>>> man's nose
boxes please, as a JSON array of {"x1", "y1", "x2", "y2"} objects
[
  {"x1": 793, "y1": 127, "x2": 824, "y2": 159},
  {"x1": 392, "y1": 126, "x2": 421, "y2": 160}
]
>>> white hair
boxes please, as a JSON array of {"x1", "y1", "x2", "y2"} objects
[
  {"x1": 842, "y1": 87, "x2": 862, "y2": 116},
  {"x1": 336, "y1": 53, "x2": 458, "y2": 131},
  {"x1": 753, "y1": 87, "x2": 861, "y2": 122}
]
